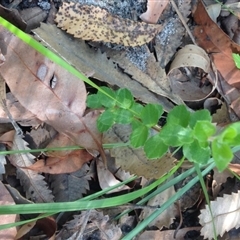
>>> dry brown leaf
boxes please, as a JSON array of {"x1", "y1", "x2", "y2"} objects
[
  {"x1": 137, "y1": 227, "x2": 201, "y2": 240},
  {"x1": 199, "y1": 190, "x2": 240, "y2": 239},
  {"x1": 23, "y1": 149, "x2": 92, "y2": 174},
  {"x1": 211, "y1": 101, "x2": 231, "y2": 125},
  {"x1": 50, "y1": 163, "x2": 93, "y2": 201},
  {"x1": 178, "y1": 0, "x2": 192, "y2": 22},
  {"x1": 33, "y1": 23, "x2": 171, "y2": 108},
  {"x1": 4, "y1": 184, "x2": 33, "y2": 205},
  {"x1": 155, "y1": 18, "x2": 185, "y2": 68},
  {"x1": 44, "y1": 133, "x2": 78, "y2": 158},
  {"x1": 19, "y1": 7, "x2": 47, "y2": 33},
  {"x1": 0, "y1": 181, "x2": 18, "y2": 240},
  {"x1": 140, "y1": 0, "x2": 169, "y2": 23},
  {"x1": 140, "y1": 185, "x2": 178, "y2": 229},
  {"x1": 103, "y1": 124, "x2": 176, "y2": 179},
  {"x1": 56, "y1": 210, "x2": 122, "y2": 240},
  {"x1": 193, "y1": 0, "x2": 240, "y2": 88},
  {"x1": 206, "y1": 4, "x2": 221, "y2": 22},
  {"x1": 97, "y1": 159, "x2": 130, "y2": 193},
  {"x1": 212, "y1": 167, "x2": 234, "y2": 198},
  {"x1": 0, "y1": 130, "x2": 14, "y2": 180},
  {"x1": 55, "y1": 2, "x2": 162, "y2": 47},
  {"x1": 0, "y1": 5, "x2": 26, "y2": 31},
  {"x1": 228, "y1": 163, "x2": 240, "y2": 175},
  {"x1": 0, "y1": 93, "x2": 42, "y2": 126},
  {"x1": 0, "y1": 26, "x2": 103, "y2": 155},
  {"x1": 105, "y1": 47, "x2": 184, "y2": 108},
  {"x1": 26, "y1": 125, "x2": 57, "y2": 150},
  {"x1": 16, "y1": 217, "x2": 56, "y2": 240},
  {"x1": 9, "y1": 133, "x2": 54, "y2": 202}
]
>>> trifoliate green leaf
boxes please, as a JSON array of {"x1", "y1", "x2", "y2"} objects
[
  {"x1": 167, "y1": 105, "x2": 190, "y2": 127},
  {"x1": 233, "y1": 53, "x2": 240, "y2": 69},
  {"x1": 219, "y1": 122, "x2": 240, "y2": 146},
  {"x1": 193, "y1": 121, "x2": 216, "y2": 143},
  {"x1": 140, "y1": 103, "x2": 163, "y2": 127},
  {"x1": 130, "y1": 102, "x2": 144, "y2": 116},
  {"x1": 97, "y1": 109, "x2": 115, "y2": 132},
  {"x1": 144, "y1": 134, "x2": 168, "y2": 159},
  {"x1": 130, "y1": 124, "x2": 148, "y2": 148},
  {"x1": 97, "y1": 86, "x2": 116, "y2": 108},
  {"x1": 116, "y1": 88, "x2": 134, "y2": 109},
  {"x1": 189, "y1": 109, "x2": 212, "y2": 128},
  {"x1": 212, "y1": 139, "x2": 233, "y2": 172},
  {"x1": 114, "y1": 108, "x2": 133, "y2": 124},
  {"x1": 159, "y1": 124, "x2": 193, "y2": 147},
  {"x1": 183, "y1": 140, "x2": 210, "y2": 164},
  {"x1": 86, "y1": 94, "x2": 102, "y2": 109}
]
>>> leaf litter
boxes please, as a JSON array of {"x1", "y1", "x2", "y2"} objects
[{"x1": 1, "y1": 0, "x2": 240, "y2": 239}]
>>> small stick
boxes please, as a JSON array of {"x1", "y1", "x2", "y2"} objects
[
  {"x1": 170, "y1": 0, "x2": 197, "y2": 45},
  {"x1": 1, "y1": 98, "x2": 23, "y2": 137}
]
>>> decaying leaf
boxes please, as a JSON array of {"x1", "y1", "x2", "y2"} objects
[
  {"x1": 0, "y1": 5, "x2": 26, "y2": 31},
  {"x1": 16, "y1": 217, "x2": 56, "y2": 240},
  {"x1": 138, "y1": 227, "x2": 201, "y2": 240},
  {"x1": 56, "y1": 210, "x2": 122, "y2": 240},
  {"x1": 105, "y1": 47, "x2": 184, "y2": 107},
  {"x1": 140, "y1": 185, "x2": 178, "y2": 229},
  {"x1": 0, "y1": 181, "x2": 18, "y2": 240},
  {"x1": 178, "y1": 0, "x2": 192, "y2": 22},
  {"x1": 33, "y1": 23, "x2": 173, "y2": 110},
  {"x1": 206, "y1": 4, "x2": 221, "y2": 23},
  {"x1": 23, "y1": 149, "x2": 92, "y2": 174},
  {"x1": 49, "y1": 163, "x2": 93, "y2": 202},
  {"x1": 140, "y1": 0, "x2": 169, "y2": 23},
  {"x1": 55, "y1": 2, "x2": 162, "y2": 47},
  {"x1": 97, "y1": 159, "x2": 130, "y2": 193},
  {"x1": 199, "y1": 191, "x2": 240, "y2": 239},
  {"x1": 0, "y1": 93, "x2": 42, "y2": 126},
  {"x1": 223, "y1": 2, "x2": 240, "y2": 19},
  {"x1": 211, "y1": 101, "x2": 231, "y2": 125},
  {"x1": 0, "y1": 26, "x2": 103, "y2": 155},
  {"x1": 155, "y1": 18, "x2": 185, "y2": 68},
  {"x1": 25, "y1": 125, "x2": 57, "y2": 150},
  {"x1": 25, "y1": 132, "x2": 94, "y2": 173},
  {"x1": 9, "y1": 133, "x2": 54, "y2": 202},
  {"x1": 103, "y1": 125, "x2": 176, "y2": 179},
  {"x1": 19, "y1": 7, "x2": 47, "y2": 33},
  {"x1": 0, "y1": 130, "x2": 15, "y2": 180},
  {"x1": 193, "y1": 0, "x2": 240, "y2": 88}
]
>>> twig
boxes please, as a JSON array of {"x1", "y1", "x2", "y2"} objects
[
  {"x1": 174, "y1": 200, "x2": 183, "y2": 239},
  {"x1": 1, "y1": 98, "x2": 23, "y2": 137},
  {"x1": 75, "y1": 210, "x2": 92, "y2": 240},
  {"x1": 170, "y1": 0, "x2": 197, "y2": 45}
]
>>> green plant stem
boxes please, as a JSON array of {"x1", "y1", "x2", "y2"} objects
[
  {"x1": 0, "y1": 161, "x2": 181, "y2": 230},
  {"x1": 195, "y1": 163, "x2": 217, "y2": 240},
  {"x1": 0, "y1": 143, "x2": 130, "y2": 155}
]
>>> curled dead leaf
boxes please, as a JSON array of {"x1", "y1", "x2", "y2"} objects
[{"x1": 168, "y1": 44, "x2": 214, "y2": 101}]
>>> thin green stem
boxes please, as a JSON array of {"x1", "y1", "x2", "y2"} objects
[{"x1": 195, "y1": 163, "x2": 217, "y2": 240}]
